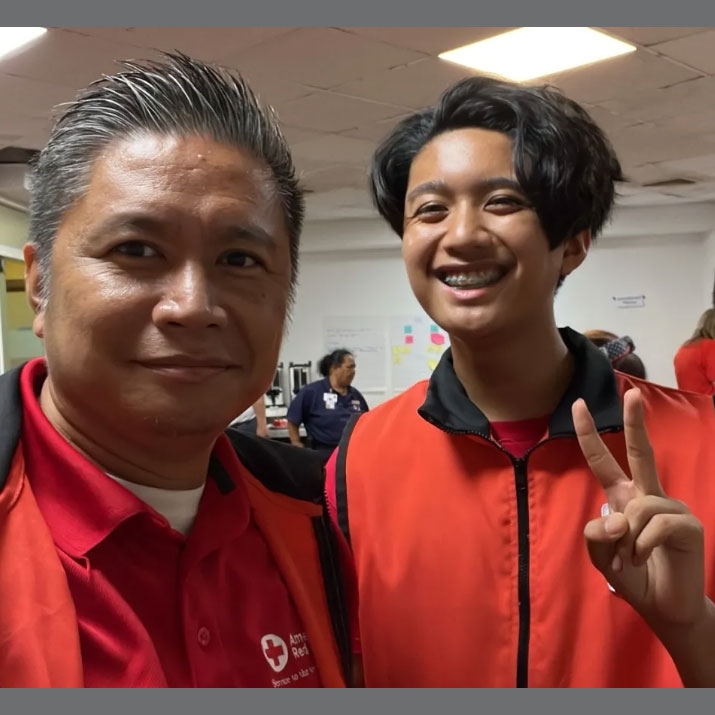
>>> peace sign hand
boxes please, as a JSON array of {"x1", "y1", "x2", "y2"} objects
[{"x1": 572, "y1": 388, "x2": 706, "y2": 631}]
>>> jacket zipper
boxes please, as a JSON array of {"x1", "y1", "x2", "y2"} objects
[
  {"x1": 512, "y1": 456, "x2": 530, "y2": 688},
  {"x1": 421, "y1": 414, "x2": 534, "y2": 686}
]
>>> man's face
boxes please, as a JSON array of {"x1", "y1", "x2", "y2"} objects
[
  {"x1": 401, "y1": 127, "x2": 588, "y2": 345},
  {"x1": 26, "y1": 133, "x2": 292, "y2": 440}
]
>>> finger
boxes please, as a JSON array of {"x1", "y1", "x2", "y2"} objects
[
  {"x1": 572, "y1": 398, "x2": 629, "y2": 492},
  {"x1": 584, "y1": 512, "x2": 629, "y2": 575},
  {"x1": 632, "y1": 513, "x2": 704, "y2": 568},
  {"x1": 618, "y1": 496, "x2": 688, "y2": 567},
  {"x1": 623, "y1": 389, "x2": 663, "y2": 497}
]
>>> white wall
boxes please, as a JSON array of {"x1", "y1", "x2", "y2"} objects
[
  {"x1": 554, "y1": 234, "x2": 704, "y2": 387},
  {"x1": 281, "y1": 223, "x2": 708, "y2": 402},
  {"x1": 281, "y1": 246, "x2": 412, "y2": 406},
  {"x1": 703, "y1": 229, "x2": 715, "y2": 310}
]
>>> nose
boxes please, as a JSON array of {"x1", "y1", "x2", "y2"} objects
[
  {"x1": 441, "y1": 202, "x2": 492, "y2": 253},
  {"x1": 152, "y1": 262, "x2": 228, "y2": 330}
]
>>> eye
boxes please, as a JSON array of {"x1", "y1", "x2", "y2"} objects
[
  {"x1": 413, "y1": 203, "x2": 448, "y2": 221},
  {"x1": 220, "y1": 251, "x2": 261, "y2": 268},
  {"x1": 112, "y1": 241, "x2": 160, "y2": 258},
  {"x1": 486, "y1": 195, "x2": 530, "y2": 212}
]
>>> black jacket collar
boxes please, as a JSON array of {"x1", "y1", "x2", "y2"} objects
[{"x1": 418, "y1": 327, "x2": 624, "y2": 438}]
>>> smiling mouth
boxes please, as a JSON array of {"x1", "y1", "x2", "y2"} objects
[
  {"x1": 137, "y1": 362, "x2": 237, "y2": 384},
  {"x1": 436, "y1": 266, "x2": 510, "y2": 290}
]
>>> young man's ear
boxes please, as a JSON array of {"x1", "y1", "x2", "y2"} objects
[
  {"x1": 23, "y1": 242, "x2": 46, "y2": 339},
  {"x1": 559, "y1": 230, "x2": 591, "y2": 280}
]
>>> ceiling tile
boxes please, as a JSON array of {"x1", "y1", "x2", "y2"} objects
[
  {"x1": 596, "y1": 76, "x2": 715, "y2": 122},
  {"x1": 221, "y1": 28, "x2": 425, "y2": 90},
  {"x1": 540, "y1": 49, "x2": 700, "y2": 104},
  {"x1": 63, "y1": 27, "x2": 297, "y2": 62},
  {"x1": 339, "y1": 27, "x2": 514, "y2": 56},
  {"x1": 601, "y1": 27, "x2": 708, "y2": 46},
  {"x1": 651, "y1": 29, "x2": 715, "y2": 74},
  {"x1": 0, "y1": 28, "x2": 156, "y2": 89},
  {"x1": 274, "y1": 91, "x2": 409, "y2": 133},
  {"x1": 335, "y1": 57, "x2": 480, "y2": 110},
  {"x1": 291, "y1": 134, "x2": 376, "y2": 165},
  {"x1": 0, "y1": 73, "x2": 77, "y2": 117},
  {"x1": 340, "y1": 113, "x2": 412, "y2": 143},
  {"x1": 610, "y1": 123, "x2": 715, "y2": 166}
]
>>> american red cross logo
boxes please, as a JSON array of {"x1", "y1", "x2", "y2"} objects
[{"x1": 260, "y1": 634, "x2": 289, "y2": 673}]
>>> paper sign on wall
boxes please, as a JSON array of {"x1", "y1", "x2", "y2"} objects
[{"x1": 612, "y1": 294, "x2": 645, "y2": 309}]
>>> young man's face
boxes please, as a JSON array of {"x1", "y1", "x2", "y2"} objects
[
  {"x1": 25, "y1": 133, "x2": 292, "y2": 442},
  {"x1": 401, "y1": 127, "x2": 588, "y2": 345}
]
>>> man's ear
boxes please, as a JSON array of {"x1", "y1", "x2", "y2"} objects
[
  {"x1": 23, "y1": 242, "x2": 46, "y2": 339},
  {"x1": 559, "y1": 229, "x2": 591, "y2": 279}
]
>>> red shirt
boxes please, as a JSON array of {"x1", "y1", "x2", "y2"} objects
[
  {"x1": 20, "y1": 359, "x2": 321, "y2": 687},
  {"x1": 489, "y1": 415, "x2": 550, "y2": 459},
  {"x1": 325, "y1": 414, "x2": 550, "y2": 654},
  {"x1": 674, "y1": 339, "x2": 715, "y2": 396}
]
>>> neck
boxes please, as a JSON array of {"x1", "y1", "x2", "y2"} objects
[
  {"x1": 39, "y1": 378, "x2": 214, "y2": 490},
  {"x1": 328, "y1": 375, "x2": 347, "y2": 394},
  {"x1": 451, "y1": 319, "x2": 573, "y2": 422}
]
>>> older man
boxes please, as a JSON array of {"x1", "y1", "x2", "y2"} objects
[{"x1": 0, "y1": 53, "x2": 349, "y2": 687}]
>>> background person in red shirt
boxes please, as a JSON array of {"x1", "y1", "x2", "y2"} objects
[
  {"x1": 674, "y1": 308, "x2": 715, "y2": 396},
  {"x1": 0, "y1": 53, "x2": 349, "y2": 688}
]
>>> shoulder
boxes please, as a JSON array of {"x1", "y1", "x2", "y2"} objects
[
  {"x1": 617, "y1": 372, "x2": 713, "y2": 421},
  {"x1": 342, "y1": 381, "x2": 429, "y2": 437},
  {"x1": 224, "y1": 428, "x2": 328, "y2": 503}
]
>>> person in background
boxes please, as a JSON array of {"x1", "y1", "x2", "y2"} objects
[
  {"x1": 327, "y1": 75, "x2": 715, "y2": 687},
  {"x1": 583, "y1": 329, "x2": 647, "y2": 379},
  {"x1": 0, "y1": 52, "x2": 350, "y2": 688},
  {"x1": 230, "y1": 396, "x2": 269, "y2": 437},
  {"x1": 673, "y1": 308, "x2": 715, "y2": 396},
  {"x1": 287, "y1": 349, "x2": 369, "y2": 456}
]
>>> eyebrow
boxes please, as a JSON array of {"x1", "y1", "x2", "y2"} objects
[
  {"x1": 94, "y1": 213, "x2": 278, "y2": 248},
  {"x1": 405, "y1": 176, "x2": 524, "y2": 204}
]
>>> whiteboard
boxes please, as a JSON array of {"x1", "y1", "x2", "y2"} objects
[
  {"x1": 389, "y1": 315, "x2": 450, "y2": 391},
  {"x1": 323, "y1": 316, "x2": 387, "y2": 391}
]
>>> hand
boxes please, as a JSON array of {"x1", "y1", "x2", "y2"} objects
[
  {"x1": 256, "y1": 425, "x2": 269, "y2": 439},
  {"x1": 572, "y1": 388, "x2": 706, "y2": 633}
]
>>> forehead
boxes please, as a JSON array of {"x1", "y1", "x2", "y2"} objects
[
  {"x1": 78, "y1": 133, "x2": 279, "y2": 218},
  {"x1": 409, "y1": 128, "x2": 514, "y2": 184}
]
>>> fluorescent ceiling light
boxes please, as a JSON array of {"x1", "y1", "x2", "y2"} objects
[
  {"x1": 438, "y1": 27, "x2": 636, "y2": 82},
  {"x1": 0, "y1": 27, "x2": 47, "y2": 61}
]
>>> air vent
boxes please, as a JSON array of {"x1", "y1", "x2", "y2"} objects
[
  {"x1": 641, "y1": 177, "x2": 697, "y2": 188},
  {"x1": 0, "y1": 146, "x2": 39, "y2": 165}
]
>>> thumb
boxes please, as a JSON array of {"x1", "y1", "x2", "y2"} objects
[{"x1": 584, "y1": 512, "x2": 628, "y2": 574}]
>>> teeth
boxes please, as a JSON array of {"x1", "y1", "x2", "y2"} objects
[{"x1": 441, "y1": 270, "x2": 503, "y2": 288}]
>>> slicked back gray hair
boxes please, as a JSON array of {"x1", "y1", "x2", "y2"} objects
[{"x1": 28, "y1": 52, "x2": 304, "y2": 305}]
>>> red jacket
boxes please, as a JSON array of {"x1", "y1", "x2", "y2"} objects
[{"x1": 334, "y1": 328, "x2": 715, "y2": 687}]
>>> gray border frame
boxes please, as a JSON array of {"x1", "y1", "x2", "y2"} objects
[
  {"x1": 6, "y1": 2, "x2": 715, "y2": 24},
  {"x1": 2, "y1": 0, "x2": 715, "y2": 710}
]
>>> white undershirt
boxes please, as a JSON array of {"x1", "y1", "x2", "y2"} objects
[{"x1": 106, "y1": 474, "x2": 206, "y2": 536}]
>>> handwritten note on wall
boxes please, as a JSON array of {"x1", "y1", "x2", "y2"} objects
[{"x1": 323, "y1": 316, "x2": 387, "y2": 391}]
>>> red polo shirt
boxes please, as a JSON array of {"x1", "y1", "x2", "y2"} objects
[{"x1": 20, "y1": 359, "x2": 321, "y2": 687}]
